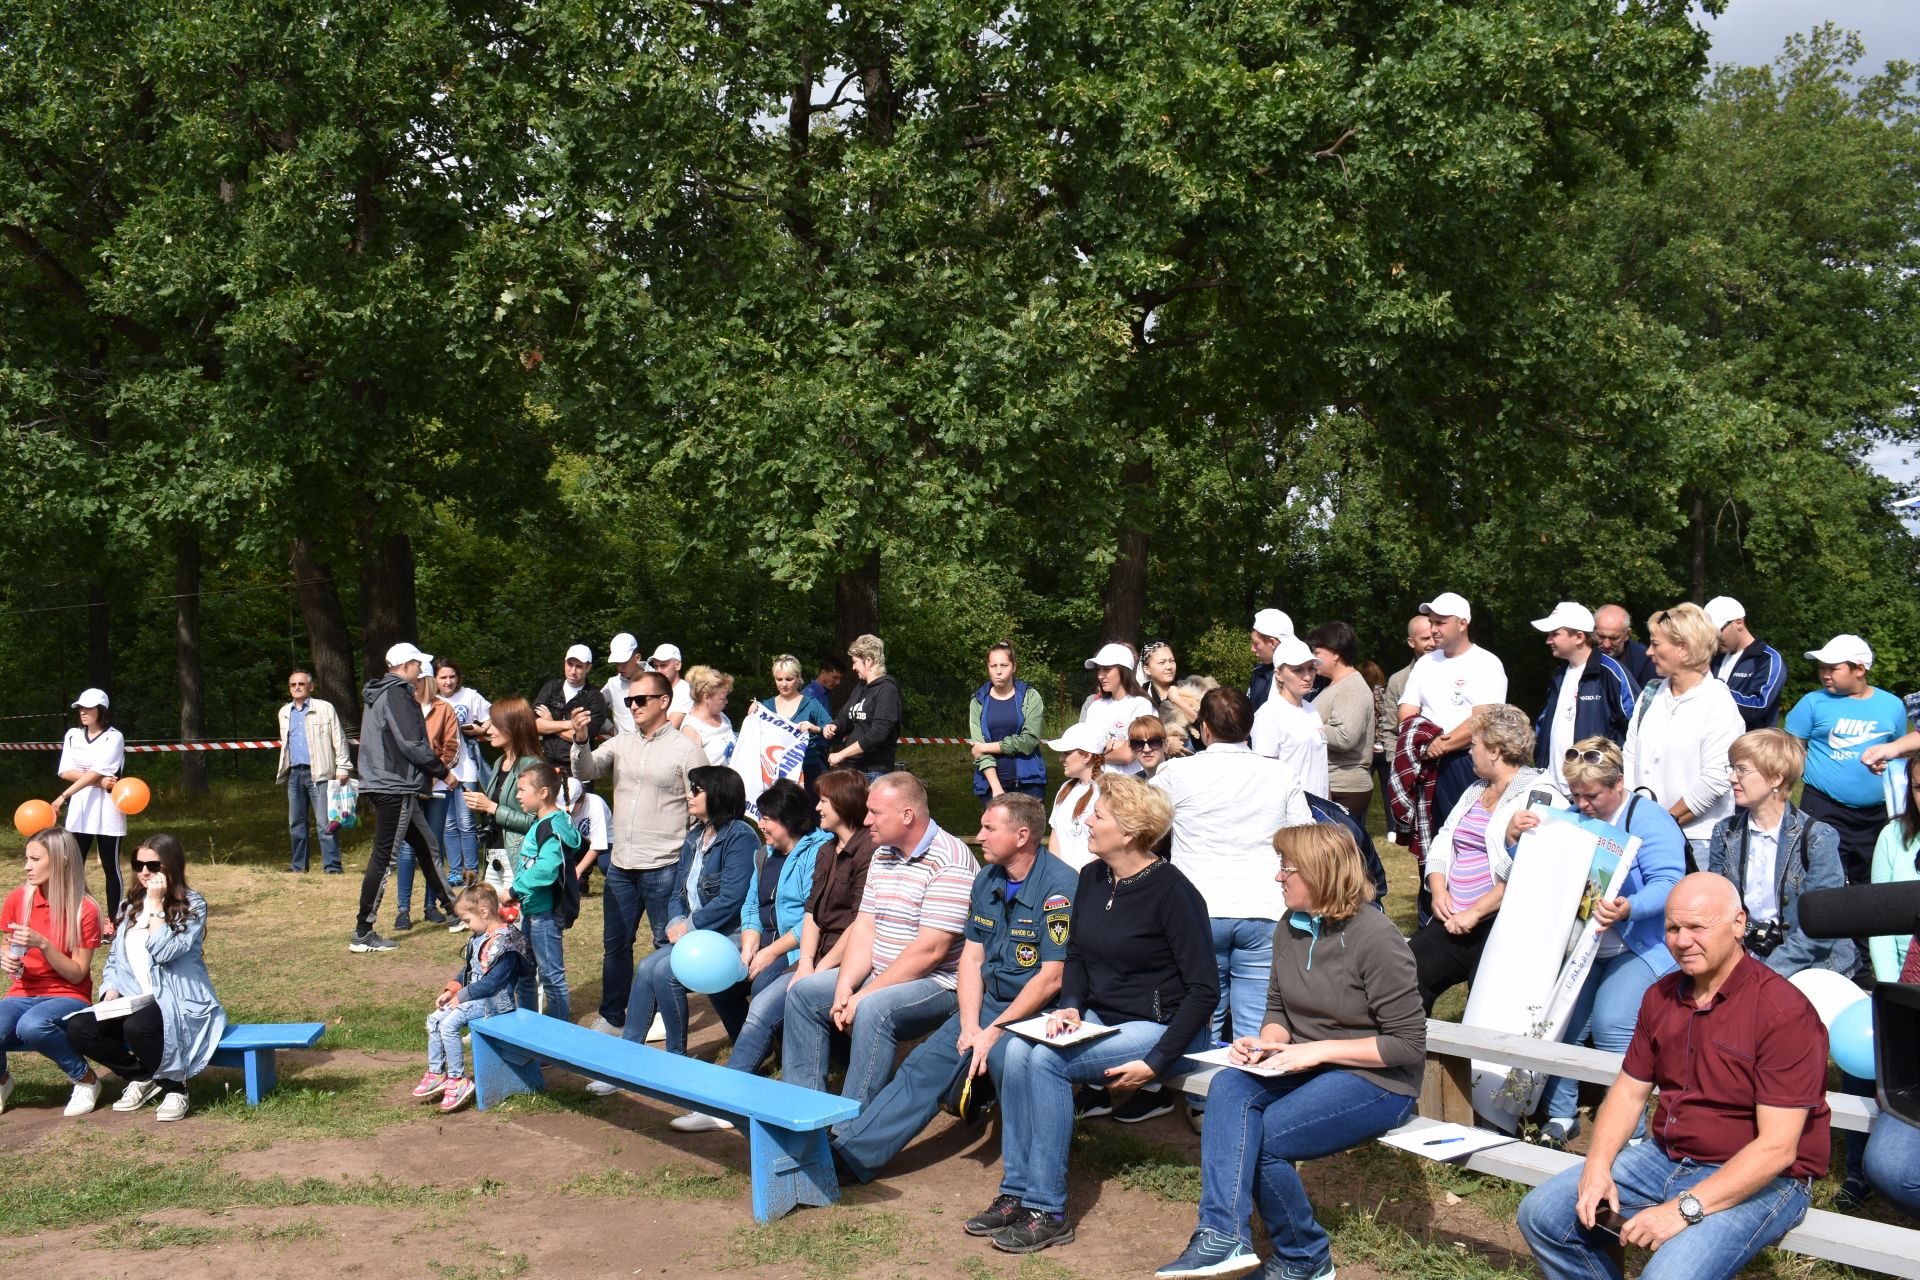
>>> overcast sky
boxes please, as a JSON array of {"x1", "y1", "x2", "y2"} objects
[{"x1": 1696, "y1": 3, "x2": 1919, "y2": 494}]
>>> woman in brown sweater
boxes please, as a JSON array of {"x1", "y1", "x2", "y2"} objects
[{"x1": 1156, "y1": 823, "x2": 1426, "y2": 1280}]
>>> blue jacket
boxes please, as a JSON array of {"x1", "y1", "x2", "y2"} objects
[
  {"x1": 742, "y1": 827, "x2": 829, "y2": 947},
  {"x1": 1716, "y1": 639, "x2": 1786, "y2": 730},
  {"x1": 1600, "y1": 793, "x2": 1686, "y2": 977},
  {"x1": 758, "y1": 693, "x2": 832, "y2": 776},
  {"x1": 1615, "y1": 639, "x2": 1656, "y2": 691},
  {"x1": 99, "y1": 889, "x2": 227, "y2": 1081},
  {"x1": 1248, "y1": 664, "x2": 1274, "y2": 713},
  {"x1": 670, "y1": 818, "x2": 759, "y2": 934},
  {"x1": 1705, "y1": 802, "x2": 1857, "y2": 976},
  {"x1": 1533, "y1": 653, "x2": 1638, "y2": 770},
  {"x1": 1305, "y1": 793, "x2": 1388, "y2": 905}
]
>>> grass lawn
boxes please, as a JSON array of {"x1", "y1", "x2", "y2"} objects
[{"x1": 0, "y1": 747, "x2": 1891, "y2": 1278}]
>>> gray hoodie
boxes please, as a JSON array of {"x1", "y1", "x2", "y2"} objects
[{"x1": 359, "y1": 673, "x2": 450, "y2": 795}]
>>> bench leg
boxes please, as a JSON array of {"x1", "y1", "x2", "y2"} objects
[
  {"x1": 747, "y1": 1120, "x2": 839, "y2": 1224},
  {"x1": 471, "y1": 1033, "x2": 544, "y2": 1111},
  {"x1": 243, "y1": 1049, "x2": 278, "y2": 1105}
]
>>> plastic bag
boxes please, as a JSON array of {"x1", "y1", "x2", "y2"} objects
[{"x1": 326, "y1": 776, "x2": 360, "y2": 832}]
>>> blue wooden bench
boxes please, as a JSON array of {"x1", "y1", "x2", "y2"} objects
[
  {"x1": 470, "y1": 1009, "x2": 859, "y2": 1222},
  {"x1": 208, "y1": 1022, "x2": 327, "y2": 1104}
]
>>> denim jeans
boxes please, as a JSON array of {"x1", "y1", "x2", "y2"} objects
[
  {"x1": 998, "y1": 1014, "x2": 1188, "y2": 1214},
  {"x1": 287, "y1": 765, "x2": 341, "y2": 872},
  {"x1": 0, "y1": 995, "x2": 92, "y2": 1081},
  {"x1": 1194, "y1": 1066, "x2": 1414, "y2": 1270},
  {"x1": 1543, "y1": 950, "x2": 1660, "y2": 1121},
  {"x1": 1863, "y1": 1112, "x2": 1920, "y2": 1218},
  {"x1": 1517, "y1": 1139, "x2": 1811, "y2": 1280},
  {"x1": 426, "y1": 1000, "x2": 488, "y2": 1077},
  {"x1": 1211, "y1": 917, "x2": 1277, "y2": 1041},
  {"x1": 443, "y1": 792, "x2": 481, "y2": 881},
  {"x1": 781, "y1": 967, "x2": 959, "y2": 1105},
  {"x1": 515, "y1": 910, "x2": 571, "y2": 1023},
  {"x1": 396, "y1": 793, "x2": 452, "y2": 916},
  {"x1": 711, "y1": 935, "x2": 794, "y2": 1075},
  {"x1": 599, "y1": 864, "x2": 679, "y2": 1027},
  {"x1": 622, "y1": 944, "x2": 693, "y2": 1054}
]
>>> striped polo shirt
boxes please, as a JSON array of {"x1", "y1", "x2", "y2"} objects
[{"x1": 857, "y1": 820, "x2": 976, "y2": 989}]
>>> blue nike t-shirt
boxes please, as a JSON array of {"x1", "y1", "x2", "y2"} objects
[{"x1": 1785, "y1": 687, "x2": 1907, "y2": 807}]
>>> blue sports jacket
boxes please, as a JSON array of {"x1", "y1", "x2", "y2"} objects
[
  {"x1": 1716, "y1": 639, "x2": 1785, "y2": 730},
  {"x1": 1532, "y1": 653, "x2": 1639, "y2": 769}
]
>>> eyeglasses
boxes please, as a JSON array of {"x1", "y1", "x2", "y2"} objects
[
  {"x1": 1276, "y1": 863, "x2": 1301, "y2": 878},
  {"x1": 1563, "y1": 748, "x2": 1612, "y2": 766},
  {"x1": 688, "y1": 784, "x2": 705, "y2": 797},
  {"x1": 133, "y1": 860, "x2": 163, "y2": 873},
  {"x1": 1129, "y1": 736, "x2": 1166, "y2": 751},
  {"x1": 1728, "y1": 763, "x2": 1766, "y2": 779}
]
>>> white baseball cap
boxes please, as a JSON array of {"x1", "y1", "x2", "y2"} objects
[
  {"x1": 386, "y1": 642, "x2": 433, "y2": 669},
  {"x1": 1046, "y1": 721, "x2": 1112, "y2": 756},
  {"x1": 1419, "y1": 592, "x2": 1473, "y2": 623},
  {"x1": 1272, "y1": 636, "x2": 1314, "y2": 668},
  {"x1": 649, "y1": 642, "x2": 683, "y2": 664},
  {"x1": 564, "y1": 643, "x2": 593, "y2": 665},
  {"x1": 1083, "y1": 641, "x2": 1137, "y2": 670},
  {"x1": 1703, "y1": 596, "x2": 1746, "y2": 630},
  {"x1": 608, "y1": 632, "x2": 639, "y2": 664},
  {"x1": 1251, "y1": 607, "x2": 1293, "y2": 640},
  {"x1": 70, "y1": 687, "x2": 110, "y2": 710},
  {"x1": 1806, "y1": 634, "x2": 1873, "y2": 669},
  {"x1": 1531, "y1": 602, "x2": 1595, "y2": 634}
]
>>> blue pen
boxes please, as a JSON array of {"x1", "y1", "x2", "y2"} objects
[{"x1": 1423, "y1": 1137, "x2": 1466, "y2": 1147}]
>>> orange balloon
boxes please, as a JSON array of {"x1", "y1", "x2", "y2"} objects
[
  {"x1": 13, "y1": 799, "x2": 54, "y2": 838},
  {"x1": 111, "y1": 777, "x2": 151, "y2": 816}
]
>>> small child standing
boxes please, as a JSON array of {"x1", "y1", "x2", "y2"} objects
[
  {"x1": 512, "y1": 763, "x2": 580, "y2": 1023},
  {"x1": 415, "y1": 883, "x2": 531, "y2": 1112}
]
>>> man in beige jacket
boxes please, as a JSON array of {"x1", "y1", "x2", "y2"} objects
[{"x1": 278, "y1": 670, "x2": 353, "y2": 873}]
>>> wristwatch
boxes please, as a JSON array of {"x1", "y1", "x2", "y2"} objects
[{"x1": 1677, "y1": 1192, "x2": 1705, "y2": 1226}]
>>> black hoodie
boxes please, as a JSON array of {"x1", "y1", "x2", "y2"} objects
[{"x1": 359, "y1": 673, "x2": 451, "y2": 795}]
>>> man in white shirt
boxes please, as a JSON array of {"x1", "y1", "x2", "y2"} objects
[
  {"x1": 1152, "y1": 687, "x2": 1312, "y2": 1043},
  {"x1": 649, "y1": 643, "x2": 694, "y2": 731},
  {"x1": 1530, "y1": 602, "x2": 1637, "y2": 791},
  {"x1": 1398, "y1": 591, "x2": 1508, "y2": 834},
  {"x1": 602, "y1": 632, "x2": 645, "y2": 735}
]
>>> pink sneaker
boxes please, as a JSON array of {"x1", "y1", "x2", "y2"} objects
[
  {"x1": 439, "y1": 1077, "x2": 476, "y2": 1112},
  {"x1": 411, "y1": 1072, "x2": 448, "y2": 1099}
]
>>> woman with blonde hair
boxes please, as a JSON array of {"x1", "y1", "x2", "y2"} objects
[
  {"x1": 1158, "y1": 823, "x2": 1424, "y2": 1280},
  {"x1": 681, "y1": 665, "x2": 737, "y2": 764},
  {"x1": 0, "y1": 826, "x2": 107, "y2": 1116},
  {"x1": 760, "y1": 654, "x2": 832, "y2": 786},
  {"x1": 1043, "y1": 721, "x2": 1108, "y2": 870},
  {"x1": 1623, "y1": 602, "x2": 1746, "y2": 870},
  {"x1": 970, "y1": 773, "x2": 1217, "y2": 1255}
]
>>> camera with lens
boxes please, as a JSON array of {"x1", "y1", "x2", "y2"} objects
[{"x1": 1743, "y1": 919, "x2": 1786, "y2": 957}]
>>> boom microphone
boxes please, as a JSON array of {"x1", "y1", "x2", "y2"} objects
[{"x1": 1798, "y1": 882, "x2": 1920, "y2": 942}]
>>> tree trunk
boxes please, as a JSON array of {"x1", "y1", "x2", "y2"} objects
[
  {"x1": 175, "y1": 535, "x2": 208, "y2": 797},
  {"x1": 86, "y1": 583, "x2": 111, "y2": 693},
  {"x1": 358, "y1": 530, "x2": 417, "y2": 680},
  {"x1": 1099, "y1": 460, "x2": 1154, "y2": 643},
  {"x1": 833, "y1": 548, "x2": 881, "y2": 658},
  {"x1": 1689, "y1": 489, "x2": 1708, "y2": 604},
  {"x1": 292, "y1": 538, "x2": 358, "y2": 713}
]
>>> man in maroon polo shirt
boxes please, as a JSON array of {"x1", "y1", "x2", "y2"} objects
[{"x1": 1517, "y1": 872, "x2": 1828, "y2": 1280}]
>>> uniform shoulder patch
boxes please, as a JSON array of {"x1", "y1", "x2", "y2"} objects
[{"x1": 1042, "y1": 893, "x2": 1070, "y2": 912}]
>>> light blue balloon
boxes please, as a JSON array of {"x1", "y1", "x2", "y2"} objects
[
  {"x1": 669, "y1": 929, "x2": 746, "y2": 995},
  {"x1": 1830, "y1": 997, "x2": 1876, "y2": 1080}
]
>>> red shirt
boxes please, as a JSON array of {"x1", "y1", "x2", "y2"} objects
[
  {"x1": 2, "y1": 887, "x2": 103, "y2": 1002},
  {"x1": 1622, "y1": 953, "x2": 1830, "y2": 1179}
]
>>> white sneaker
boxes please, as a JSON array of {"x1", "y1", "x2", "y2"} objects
[
  {"x1": 644, "y1": 1013, "x2": 667, "y2": 1043},
  {"x1": 113, "y1": 1080, "x2": 164, "y2": 1112},
  {"x1": 583, "y1": 1014, "x2": 620, "y2": 1037},
  {"x1": 64, "y1": 1077, "x2": 104, "y2": 1117},
  {"x1": 668, "y1": 1111, "x2": 734, "y2": 1133},
  {"x1": 0, "y1": 1073, "x2": 13, "y2": 1114},
  {"x1": 154, "y1": 1092, "x2": 190, "y2": 1122},
  {"x1": 585, "y1": 1080, "x2": 620, "y2": 1097}
]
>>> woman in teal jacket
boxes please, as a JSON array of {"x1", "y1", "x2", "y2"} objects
[
  {"x1": 969, "y1": 642, "x2": 1047, "y2": 805},
  {"x1": 760, "y1": 655, "x2": 833, "y2": 788}
]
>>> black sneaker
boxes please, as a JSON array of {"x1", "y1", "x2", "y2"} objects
[
  {"x1": 991, "y1": 1208, "x2": 1075, "y2": 1254},
  {"x1": 1113, "y1": 1084, "x2": 1174, "y2": 1124},
  {"x1": 422, "y1": 906, "x2": 447, "y2": 925},
  {"x1": 964, "y1": 1194, "x2": 1025, "y2": 1237},
  {"x1": 349, "y1": 930, "x2": 397, "y2": 953},
  {"x1": 1833, "y1": 1175, "x2": 1874, "y2": 1212},
  {"x1": 392, "y1": 914, "x2": 414, "y2": 932},
  {"x1": 1075, "y1": 1086, "x2": 1113, "y2": 1119}
]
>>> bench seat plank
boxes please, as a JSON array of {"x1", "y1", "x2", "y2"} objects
[{"x1": 207, "y1": 1022, "x2": 327, "y2": 1104}]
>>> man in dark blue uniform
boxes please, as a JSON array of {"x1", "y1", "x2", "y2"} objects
[{"x1": 832, "y1": 793, "x2": 1076, "y2": 1182}]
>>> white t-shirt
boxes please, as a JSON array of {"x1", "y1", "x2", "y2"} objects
[
  {"x1": 1546, "y1": 660, "x2": 1585, "y2": 789},
  {"x1": 603, "y1": 674, "x2": 636, "y2": 734},
  {"x1": 1249, "y1": 696, "x2": 1329, "y2": 797},
  {"x1": 1079, "y1": 693, "x2": 1157, "y2": 776},
  {"x1": 1048, "y1": 780, "x2": 1100, "y2": 870},
  {"x1": 668, "y1": 678, "x2": 694, "y2": 719},
  {"x1": 571, "y1": 792, "x2": 613, "y2": 854},
  {"x1": 1398, "y1": 644, "x2": 1509, "y2": 733},
  {"x1": 1742, "y1": 818, "x2": 1783, "y2": 923},
  {"x1": 58, "y1": 726, "x2": 127, "y2": 837},
  {"x1": 691, "y1": 713, "x2": 736, "y2": 764},
  {"x1": 442, "y1": 687, "x2": 492, "y2": 784}
]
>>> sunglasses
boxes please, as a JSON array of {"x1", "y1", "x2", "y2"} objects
[
  {"x1": 1129, "y1": 736, "x2": 1167, "y2": 751},
  {"x1": 688, "y1": 784, "x2": 705, "y2": 796},
  {"x1": 133, "y1": 860, "x2": 163, "y2": 873},
  {"x1": 1562, "y1": 748, "x2": 1611, "y2": 766}
]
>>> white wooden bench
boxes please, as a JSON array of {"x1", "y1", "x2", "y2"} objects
[{"x1": 1163, "y1": 1018, "x2": 1916, "y2": 1279}]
